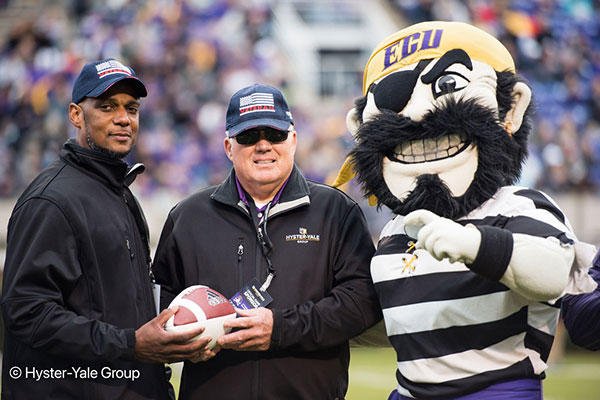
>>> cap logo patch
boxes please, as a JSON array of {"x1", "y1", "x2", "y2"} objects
[
  {"x1": 239, "y1": 92, "x2": 275, "y2": 115},
  {"x1": 95, "y1": 60, "x2": 132, "y2": 79}
]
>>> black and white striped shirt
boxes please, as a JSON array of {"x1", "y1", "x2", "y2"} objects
[{"x1": 372, "y1": 186, "x2": 575, "y2": 398}]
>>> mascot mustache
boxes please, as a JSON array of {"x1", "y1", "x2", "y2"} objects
[{"x1": 351, "y1": 97, "x2": 527, "y2": 219}]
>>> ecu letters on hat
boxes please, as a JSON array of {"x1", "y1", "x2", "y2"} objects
[{"x1": 363, "y1": 21, "x2": 516, "y2": 94}]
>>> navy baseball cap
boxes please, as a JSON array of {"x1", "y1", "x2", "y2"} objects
[
  {"x1": 225, "y1": 84, "x2": 294, "y2": 138},
  {"x1": 71, "y1": 58, "x2": 147, "y2": 104}
]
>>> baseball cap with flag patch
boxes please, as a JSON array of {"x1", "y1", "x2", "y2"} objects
[
  {"x1": 71, "y1": 58, "x2": 147, "y2": 104},
  {"x1": 226, "y1": 83, "x2": 294, "y2": 138}
]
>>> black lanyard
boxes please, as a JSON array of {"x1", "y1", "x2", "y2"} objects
[{"x1": 249, "y1": 201, "x2": 275, "y2": 292}]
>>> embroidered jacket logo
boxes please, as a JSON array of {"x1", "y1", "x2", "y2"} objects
[{"x1": 286, "y1": 227, "x2": 320, "y2": 244}]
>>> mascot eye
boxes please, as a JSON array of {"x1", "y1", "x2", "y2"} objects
[{"x1": 432, "y1": 73, "x2": 469, "y2": 98}]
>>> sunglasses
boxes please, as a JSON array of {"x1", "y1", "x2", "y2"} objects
[{"x1": 234, "y1": 128, "x2": 289, "y2": 145}]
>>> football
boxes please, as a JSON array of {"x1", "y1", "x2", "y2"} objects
[{"x1": 165, "y1": 285, "x2": 236, "y2": 349}]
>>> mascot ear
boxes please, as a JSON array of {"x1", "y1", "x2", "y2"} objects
[
  {"x1": 503, "y1": 82, "x2": 531, "y2": 136},
  {"x1": 346, "y1": 107, "x2": 361, "y2": 138}
]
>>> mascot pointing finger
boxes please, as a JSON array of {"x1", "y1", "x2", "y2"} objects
[{"x1": 333, "y1": 21, "x2": 597, "y2": 399}]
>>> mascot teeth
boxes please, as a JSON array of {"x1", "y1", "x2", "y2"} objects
[{"x1": 394, "y1": 134, "x2": 468, "y2": 163}]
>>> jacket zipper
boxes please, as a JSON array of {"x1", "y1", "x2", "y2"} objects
[
  {"x1": 243, "y1": 205, "x2": 282, "y2": 400},
  {"x1": 237, "y1": 239, "x2": 244, "y2": 290},
  {"x1": 254, "y1": 227, "x2": 264, "y2": 400},
  {"x1": 254, "y1": 360, "x2": 260, "y2": 400},
  {"x1": 122, "y1": 192, "x2": 154, "y2": 319},
  {"x1": 126, "y1": 238, "x2": 133, "y2": 259}
]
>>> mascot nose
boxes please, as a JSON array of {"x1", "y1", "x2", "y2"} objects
[{"x1": 371, "y1": 59, "x2": 431, "y2": 114}]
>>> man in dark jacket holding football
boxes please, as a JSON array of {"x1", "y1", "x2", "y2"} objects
[
  {"x1": 1, "y1": 58, "x2": 210, "y2": 400},
  {"x1": 153, "y1": 83, "x2": 382, "y2": 400}
]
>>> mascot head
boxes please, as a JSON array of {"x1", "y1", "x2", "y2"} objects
[{"x1": 334, "y1": 21, "x2": 533, "y2": 219}]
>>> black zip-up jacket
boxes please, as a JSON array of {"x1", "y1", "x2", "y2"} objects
[
  {"x1": 153, "y1": 166, "x2": 382, "y2": 400},
  {"x1": 1, "y1": 140, "x2": 171, "y2": 400}
]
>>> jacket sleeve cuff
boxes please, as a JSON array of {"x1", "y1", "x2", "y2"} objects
[
  {"x1": 123, "y1": 328, "x2": 136, "y2": 360},
  {"x1": 469, "y1": 226, "x2": 513, "y2": 281},
  {"x1": 270, "y1": 309, "x2": 284, "y2": 350}
]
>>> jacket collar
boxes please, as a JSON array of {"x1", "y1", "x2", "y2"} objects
[
  {"x1": 60, "y1": 139, "x2": 144, "y2": 190},
  {"x1": 211, "y1": 165, "x2": 310, "y2": 217}
]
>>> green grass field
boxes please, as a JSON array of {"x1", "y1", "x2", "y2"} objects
[{"x1": 170, "y1": 348, "x2": 600, "y2": 399}]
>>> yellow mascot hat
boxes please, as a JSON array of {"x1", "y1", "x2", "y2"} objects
[{"x1": 362, "y1": 21, "x2": 516, "y2": 94}]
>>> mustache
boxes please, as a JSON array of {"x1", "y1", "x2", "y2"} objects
[
  {"x1": 355, "y1": 110, "x2": 422, "y2": 149},
  {"x1": 355, "y1": 97, "x2": 502, "y2": 149}
]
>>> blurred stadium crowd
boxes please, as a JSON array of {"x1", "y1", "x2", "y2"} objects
[{"x1": 0, "y1": 0, "x2": 599, "y2": 199}]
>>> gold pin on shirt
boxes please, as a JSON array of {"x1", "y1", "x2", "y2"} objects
[{"x1": 401, "y1": 241, "x2": 418, "y2": 273}]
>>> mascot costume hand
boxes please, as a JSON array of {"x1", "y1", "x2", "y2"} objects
[
  {"x1": 333, "y1": 21, "x2": 597, "y2": 399},
  {"x1": 404, "y1": 209, "x2": 481, "y2": 264}
]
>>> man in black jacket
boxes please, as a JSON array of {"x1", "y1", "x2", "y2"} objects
[
  {"x1": 153, "y1": 83, "x2": 382, "y2": 399},
  {"x1": 1, "y1": 58, "x2": 210, "y2": 400}
]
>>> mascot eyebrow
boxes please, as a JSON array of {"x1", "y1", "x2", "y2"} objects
[{"x1": 421, "y1": 49, "x2": 473, "y2": 84}]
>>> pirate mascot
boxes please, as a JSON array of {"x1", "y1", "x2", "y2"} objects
[{"x1": 333, "y1": 21, "x2": 597, "y2": 399}]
